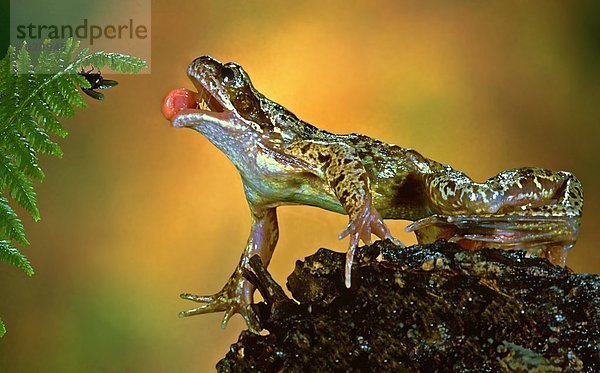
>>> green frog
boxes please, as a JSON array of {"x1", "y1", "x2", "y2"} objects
[{"x1": 162, "y1": 56, "x2": 583, "y2": 332}]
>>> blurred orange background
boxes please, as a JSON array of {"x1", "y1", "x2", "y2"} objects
[{"x1": 1, "y1": 1, "x2": 599, "y2": 371}]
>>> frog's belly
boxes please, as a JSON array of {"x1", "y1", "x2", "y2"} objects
[
  {"x1": 251, "y1": 173, "x2": 345, "y2": 214},
  {"x1": 285, "y1": 184, "x2": 346, "y2": 214}
]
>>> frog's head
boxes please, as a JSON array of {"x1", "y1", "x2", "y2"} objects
[
  {"x1": 164, "y1": 56, "x2": 324, "y2": 154},
  {"x1": 166, "y1": 56, "x2": 273, "y2": 142}
]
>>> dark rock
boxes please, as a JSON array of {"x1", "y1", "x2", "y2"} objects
[{"x1": 217, "y1": 240, "x2": 599, "y2": 372}]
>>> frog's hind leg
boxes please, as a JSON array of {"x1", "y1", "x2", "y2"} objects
[
  {"x1": 406, "y1": 214, "x2": 580, "y2": 266},
  {"x1": 411, "y1": 168, "x2": 583, "y2": 266}
]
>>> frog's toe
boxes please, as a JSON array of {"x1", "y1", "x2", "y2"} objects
[
  {"x1": 339, "y1": 197, "x2": 399, "y2": 244},
  {"x1": 339, "y1": 198, "x2": 404, "y2": 287},
  {"x1": 386, "y1": 235, "x2": 405, "y2": 247},
  {"x1": 179, "y1": 275, "x2": 261, "y2": 333},
  {"x1": 180, "y1": 293, "x2": 217, "y2": 303},
  {"x1": 178, "y1": 291, "x2": 228, "y2": 316}
]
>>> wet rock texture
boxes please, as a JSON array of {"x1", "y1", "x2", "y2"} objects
[{"x1": 217, "y1": 240, "x2": 599, "y2": 372}]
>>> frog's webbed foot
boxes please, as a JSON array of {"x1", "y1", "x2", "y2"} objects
[
  {"x1": 179, "y1": 272, "x2": 260, "y2": 333},
  {"x1": 339, "y1": 197, "x2": 404, "y2": 288},
  {"x1": 406, "y1": 214, "x2": 580, "y2": 266}
]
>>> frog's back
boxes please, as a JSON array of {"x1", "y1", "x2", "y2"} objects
[{"x1": 341, "y1": 134, "x2": 436, "y2": 221}]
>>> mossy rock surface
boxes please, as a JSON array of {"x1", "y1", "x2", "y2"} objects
[{"x1": 217, "y1": 240, "x2": 599, "y2": 372}]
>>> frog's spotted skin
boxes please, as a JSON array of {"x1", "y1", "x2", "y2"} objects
[{"x1": 166, "y1": 56, "x2": 584, "y2": 332}]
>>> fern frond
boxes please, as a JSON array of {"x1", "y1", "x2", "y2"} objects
[
  {"x1": 2, "y1": 129, "x2": 44, "y2": 180},
  {"x1": 0, "y1": 38, "x2": 146, "y2": 296},
  {"x1": 0, "y1": 240, "x2": 33, "y2": 276},
  {"x1": 17, "y1": 117, "x2": 62, "y2": 156},
  {"x1": 0, "y1": 196, "x2": 28, "y2": 245},
  {"x1": 0, "y1": 317, "x2": 5, "y2": 337},
  {"x1": 0, "y1": 153, "x2": 39, "y2": 221},
  {"x1": 0, "y1": 47, "x2": 16, "y2": 120},
  {"x1": 28, "y1": 97, "x2": 68, "y2": 138},
  {"x1": 73, "y1": 51, "x2": 148, "y2": 74}
]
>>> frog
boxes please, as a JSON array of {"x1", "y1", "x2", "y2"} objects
[{"x1": 162, "y1": 56, "x2": 583, "y2": 333}]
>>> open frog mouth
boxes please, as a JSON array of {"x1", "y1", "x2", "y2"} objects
[
  {"x1": 187, "y1": 70, "x2": 226, "y2": 113},
  {"x1": 161, "y1": 71, "x2": 227, "y2": 126},
  {"x1": 198, "y1": 87, "x2": 224, "y2": 112}
]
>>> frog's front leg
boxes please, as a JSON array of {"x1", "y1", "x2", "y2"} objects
[
  {"x1": 179, "y1": 207, "x2": 278, "y2": 332},
  {"x1": 286, "y1": 140, "x2": 402, "y2": 288}
]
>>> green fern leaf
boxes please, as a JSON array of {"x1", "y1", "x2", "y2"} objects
[
  {"x1": 0, "y1": 240, "x2": 33, "y2": 276},
  {"x1": 2, "y1": 129, "x2": 45, "y2": 180},
  {"x1": 0, "y1": 153, "x2": 39, "y2": 221},
  {"x1": 29, "y1": 98, "x2": 68, "y2": 138},
  {"x1": 17, "y1": 117, "x2": 63, "y2": 157},
  {"x1": 0, "y1": 196, "x2": 28, "y2": 245},
  {"x1": 0, "y1": 317, "x2": 5, "y2": 337},
  {"x1": 0, "y1": 38, "x2": 146, "y2": 335}
]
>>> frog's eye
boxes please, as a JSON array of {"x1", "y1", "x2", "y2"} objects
[{"x1": 222, "y1": 66, "x2": 236, "y2": 84}]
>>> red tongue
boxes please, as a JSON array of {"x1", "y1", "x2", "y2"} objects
[{"x1": 161, "y1": 88, "x2": 199, "y2": 121}]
